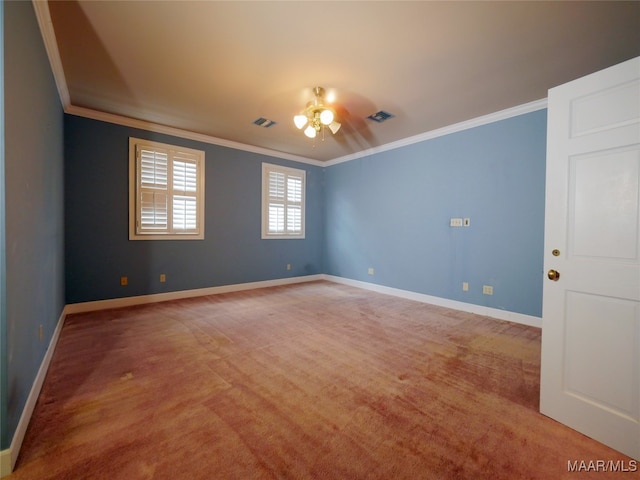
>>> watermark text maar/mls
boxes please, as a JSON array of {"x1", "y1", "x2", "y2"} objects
[{"x1": 568, "y1": 459, "x2": 637, "y2": 473}]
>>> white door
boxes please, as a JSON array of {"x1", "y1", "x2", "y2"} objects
[{"x1": 541, "y1": 56, "x2": 640, "y2": 460}]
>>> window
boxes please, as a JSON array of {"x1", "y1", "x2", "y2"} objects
[
  {"x1": 129, "y1": 138, "x2": 205, "y2": 240},
  {"x1": 262, "y1": 163, "x2": 305, "y2": 239}
]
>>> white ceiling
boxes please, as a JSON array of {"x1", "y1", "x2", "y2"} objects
[{"x1": 38, "y1": 1, "x2": 639, "y2": 163}]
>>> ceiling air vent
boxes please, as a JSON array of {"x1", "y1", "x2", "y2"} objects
[
  {"x1": 367, "y1": 111, "x2": 395, "y2": 123},
  {"x1": 253, "y1": 117, "x2": 277, "y2": 128}
]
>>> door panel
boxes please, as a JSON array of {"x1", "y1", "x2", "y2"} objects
[
  {"x1": 569, "y1": 148, "x2": 639, "y2": 260},
  {"x1": 570, "y1": 79, "x2": 640, "y2": 137},
  {"x1": 565, "y1": 292, "x2": 638, "y2": 418}
]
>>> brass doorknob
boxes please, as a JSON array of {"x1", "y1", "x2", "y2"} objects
[{"x1": 547, "y1": 269, "x2": 560, "y2": 281}]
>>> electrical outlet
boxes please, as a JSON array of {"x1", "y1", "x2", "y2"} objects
[
  {"x1": 483, "y1": 285, "x2": 494, "y2": 295},
  {"x1": 160, "y1": 274, "x2": 166, "y2": 283},
  {"x1": 368, "y1": 267, "x2": 375, "y2": 275},
  {"x1": 463, "y1": 218, "x2": 470, "y2": 227},
  {"x1": 120, "y1": 276, "x2": 128, "y2": 286},
  {"x1": 462, "y1": 282, "x2": 469, "y2": 291},
  {"x1": 287, "y1": 264, "x2": 291, "y2": 271}
]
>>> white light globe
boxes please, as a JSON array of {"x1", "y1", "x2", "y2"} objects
[
  {"x1": 304, "y1": 125, "x2": 317, "y2": 138},
  {"x1": 319, "y1": 109, "x2": 334, "y2": 125},
  {"x1": 293, "y1": 115, "x2": 307, "y2": 129}
]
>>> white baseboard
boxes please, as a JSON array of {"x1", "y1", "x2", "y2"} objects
[
  {"x1": 65, "y1": 274, "x2": 540, "y2": 328},
  {"x1": 325, "y1": 275, "x2": 542, "y2": 328},
  {"x1": 0, "y1": 308, "x2": 66, "y2": 477},
  {"x1": 64, "y1": 274, "x2": 325, "y2": 314}
]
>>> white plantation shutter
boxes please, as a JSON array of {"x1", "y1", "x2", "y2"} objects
[
  {"x1": 268, "y1": 170, "x2": 286, "y2": 234},
  {"x1": 130, "y1": 138, "x2": 204, "y2": 239},
  {"x1": 173, "y1": 157, "x2": 197, "y2": 192},
  {"x1": 287, "y1": 205, "x2": 302, "y2": 232},
  {"x1": 172, "y1": 156, "x2": 199, "y2": 232},
  {"x1": 262, "y1": 163, "x2": 305, "y2": 238},
  {"x1": 269, "y1": 203, "x2": 285, "y2": 233},
  {"x1": 140, "y1": 149, "x2": 168, "y2": 188},
  {"x1": 269, "y1": 171, "x2": 285, "y2": 200},
  {"x1": 287, "y1": 175, "x2": 302, "y2": 202},
  {"x1": 138, "y1": 148, "x2": 169, "y2": 231},
  {"x1": 140, "y1": 191, "x2": 168, "y2": 230},
  {"x1": 286, "y1": 175, "x2": 303, "y2": 233},
  {"x1": 173, "y1": 195, "x2": 197, "y2": 230}
]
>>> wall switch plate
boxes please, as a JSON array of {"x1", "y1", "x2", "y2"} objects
[
  {"x1": 463, "y1": 218, "x2": 470, "y2": 227},
  {"x1": 462, "y1": 282, "x2": 469, "y2": 291},
  {"x1": 287, "y1": 264, "x2": 291, "y2": 271},
  {"x1": 483, "y1": 285, "x2": 493, "y2": 295},
  {"x1": 368, "y1": 267, "x2": 375, "y2": 275},
  {"x1": 450, "y1": 218, "x2": 463, "y2": 227}
]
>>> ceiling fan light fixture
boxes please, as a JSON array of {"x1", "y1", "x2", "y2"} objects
[{"x1": 294, "y1": 86, "x2": 340, "y2": 140}]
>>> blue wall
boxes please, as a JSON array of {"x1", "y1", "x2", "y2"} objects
[
  {"x1": 64, "y1": 116, "x2": 324, "y2": 304},
  {"x1": 324, "y1": 110, "x2": 547, "y2": 317},
  {"x1": 2, "y1": 1, "x2": 65, "y2": 449},
  {"x1": 65, "y1": 110, "x2": 546, "y2": 316}
]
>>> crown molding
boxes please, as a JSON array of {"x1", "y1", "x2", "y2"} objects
[
  {"x1": 324, "y1": 98, "x2": 548, "y2": 167},
  {"x1": 33, "y1": 0, "x2": 70, "y2": 109},
  {"x1": 65, "y1": 98, "x2": 548, "y2": 169}
]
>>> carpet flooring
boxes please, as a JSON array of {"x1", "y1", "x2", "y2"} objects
[{"x1": 8, "y1": 281, "x2": 633, "y2": 479}]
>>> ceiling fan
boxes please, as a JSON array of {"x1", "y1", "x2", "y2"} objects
[{"x1": 293, "y1": 87, "x2": 341, "y2": 139}]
